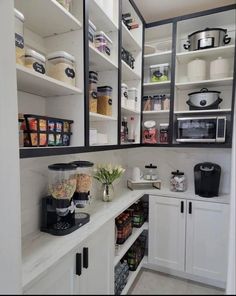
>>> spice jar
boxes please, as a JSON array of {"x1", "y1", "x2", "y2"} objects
[
  {"x1": 160, "y1": 123, "x2": 169, "y2": 143},
  {"x1": 46, "y1": 51, "x2": 76, "y2": 86},
  {"x1": 162, "y1": 94, "x2": 170, "y2": 110},
  {"x1": 170, "y1": 170, "x2": 187, "y2": 192},
  {"x1": 71, "y1": 161, "x2": 94, "y2": 208},
  {"x1": 97, "y1": 86, "x2": 113, "y2": 116},
  {"x1": 153, "y1": 95, "x2": 162, "y2": 111},
  {"x1": 14, "y1": 9, "x2": 25, "y2": 65},
  {"x1": 143, "y1": 120, "x2": 158, "y2": 144},
  {"x1": 121, "y1": 83, "x2": 128, "y2": 108},
  {"x1": 24, "y1": 49, "x2": 46, "y2": 75},
  {"x1": 89, "y1": 71, "x2": 98, "y2": 113},
  {"x1": 144, "y1": 164, "x2": 158, "y2": 181}
]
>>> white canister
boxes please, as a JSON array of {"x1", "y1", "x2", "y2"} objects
[
  {"x1": 187, "y1": 58, "x2": 206, "y2": 82},
  {"x1": 131, "y1": 167, "x2": 143, "y2": 182},
  {"x1": 127, "y1": 88, "x2": 138, "y2": 110},
  {"x1": 210, "y1": 57, "x2": 230, "y2": 80},
  {"x1": 121, "y1": 83, "x2": 128, "y2": 108}
]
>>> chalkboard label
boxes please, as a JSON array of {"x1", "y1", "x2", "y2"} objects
[
  {"x1": 65, "y1": 68, "x2": 75, "y2": 79},
  {"x1": 15, "y1": 33, "x2": 24, "y2": 49},
  {"x1": 108, "y1": 99, "x2": 112, "y2": 105},
  {"x1": 33, "y1": 62, "x2": 46, "y2": 74},
  {"x1": 105, "y1": 46, "x2": 111, "y2": 56}
]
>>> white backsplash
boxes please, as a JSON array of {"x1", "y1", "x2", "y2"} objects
[{"x1": 20, "y1": 147, "x2": 231, "y2": 239}]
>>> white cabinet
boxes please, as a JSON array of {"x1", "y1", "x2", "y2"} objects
[
  {"x1": 186, "y1": 200, "x2": 229, "y2": 281},
  {"x1": 25, "y1": 222, "x2": 114, "y2": 295},
  {"x1": 148, "y1": 196, "x2": 186, "y2": 271},
  {"x1": 148, "y1": 195, "x2": 229, "y2": 282}
]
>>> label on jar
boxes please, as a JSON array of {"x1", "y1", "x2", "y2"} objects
[
  {"x1": 105, "y1": 46, "x2": 111, "y2": 56},
  {"x1": 91, "y1": 91, "x2": 97, "y2": 99},
  {"x1": 33, "y1": 62, "x2": 46, "y2": 74},
  {"x1": 15, "y1": 33, "x2": 24, "y2": 49},
  {"x1": 65, "y1": 67, "x2": 75, "y2": 79},
  {"x1": 108, "y1": 98, "x2": 112, "y2": 105}
]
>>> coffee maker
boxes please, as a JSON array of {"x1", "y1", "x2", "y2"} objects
[
  {"x1": 194, "y1": 162, "x2": 221, "y2": 197},
  {"x1": 41, "y1": 163, "x2": 90, "y2": 236}
]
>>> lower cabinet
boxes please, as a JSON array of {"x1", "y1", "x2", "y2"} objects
[
  {"x1": 148, "y1": 195, "x2": 229, "y2": 282},
  {"x1": 24, "y1": 221, "x2": 114, "y2": 295}
]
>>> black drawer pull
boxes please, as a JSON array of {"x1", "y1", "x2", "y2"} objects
[
  {"x1": 181, "y1": 201, "x2": 184, "y2": 213},
  {"x1": 189, "y1": 202, "x2": 192, "y2": 214},
  {"x1": 83, "y1": 247, "x2": 89, "y2": 269},
  {"x1": 76, "y1": 253, "x2": 82, "y2": 276}
]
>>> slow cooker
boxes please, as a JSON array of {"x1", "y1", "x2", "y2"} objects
[
  {"x1": 186, "y1": 88, "x2": 222, "y2": 110},
  {"x1": 183, "y1": 27, "x2": 231, "y2": 51}
]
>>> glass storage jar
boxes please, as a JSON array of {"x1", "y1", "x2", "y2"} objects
[
  {"x1": 153, "y1": 95, "x2": 162, "y2": 111},
  {"x1": 170, "y1": 170, "x2": 187, "y2": 192},
  {"x1": 121, "y1": 83, "x2": 128, "y2": 108},
  {"x1": 97, "y1": 86, "x2": 113, "y2": 116},
  {"x1": 95, "y1": 31, "x2": 113, "y2": 56},
  {"x1": 159, "y1": 123, "x2": 169, "y2": 143},
  {"x1": 144, "y1": 163, "x2": 158, "y2": 181},
  {"x1": 143, "y1": 96, "x2": 153, "y2": 111},
  {"x1": 46, "y1": 51, "x2": 76, "y2": 86},
  {"x1": 150, "y1": 63, "x2": 169, "y2": 83},
  {"x1": 48, "y1": 163, "x2": 77, "y2": 200},
  {"x1": 24, "y1": 49, "x2": 46, "y2": 75},
  {"x1": 143, "y1": 120, "x2": 158, "y2": 144},
  {"x1": 162, "y1": 94, "x2": 170, "y2": 110},
  {"x1": 89, "y1": 71, "x2": 98, "y2": 113},
  {"x1": 14, "y1": 9, "x2": 25, "y2": 65},
  {"x1": 127, "y1": 88, "x2": 138, "y2": 110}
]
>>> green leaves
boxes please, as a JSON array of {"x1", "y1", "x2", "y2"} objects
[{"x1": 93, "y1": 163, "x2": 125, "y2": 185}]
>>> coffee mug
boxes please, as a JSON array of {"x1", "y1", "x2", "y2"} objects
[{"x1": 132, "y1": 167, "x2": 143, "y2": 181}]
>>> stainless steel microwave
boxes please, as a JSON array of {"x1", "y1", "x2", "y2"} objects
[{"x1": 176, "y1": 116, "x2": 226, "y2": 143}]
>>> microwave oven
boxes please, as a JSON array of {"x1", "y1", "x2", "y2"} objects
[{"x1": 176, "y1": 116, "x2": 226, "y2": 143}]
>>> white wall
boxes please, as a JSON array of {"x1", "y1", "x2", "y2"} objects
[{"x1": 0, "y1": 0, "x2": 22, "y2": 293}]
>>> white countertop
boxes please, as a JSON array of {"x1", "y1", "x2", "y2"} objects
[{"x1": 22, "y1": 187, "x2": 230, "y2": 289}]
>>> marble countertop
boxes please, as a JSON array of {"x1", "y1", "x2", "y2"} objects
[{"x1": 22, "y1": 187, "x2": 230, "y2": 289}]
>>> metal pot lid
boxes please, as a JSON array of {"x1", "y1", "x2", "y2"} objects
[
  {"x1": 188, "y1": 88, "x2": 221, "y2": 96},
  {"x1": 71, "y1": 161, "x2": 94, "y2": 167},
  {"x1": 145, "y1": 163, "x2": 157, "y2": 169},
  {"x1": 48, "y1": 163, "x2": 77, "y2": 171},
  {"x1": 171, "y1": 170, "x2": 184, "y2": 175},
  {"x1": 188, "y1": 27, "x2": 227, "y2": 38}
]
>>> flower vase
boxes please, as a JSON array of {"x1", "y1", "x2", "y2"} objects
[{"x1": 102, "y1": 183, "x2": 114, "y2": 202}]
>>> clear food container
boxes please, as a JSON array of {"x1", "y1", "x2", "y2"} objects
[
  {"x1": 48, "y1": 163, "x2": 77, "y2": 200},
  {"x1": 160, "y1": 123, "x2": 169, "y2": 143},
  {"x1": 46, "y1": 51, "x2": 76, "y2": 86},
  {"x1": 144, "y1": 164, "x2": 158, "y2": 181},
  {"x1": 143, "y1": 96, "x2": 153, "y2": 111},
  {"x1": 150, "y1": 63, "x2": 169, "y2": 83},
  {"x1": 89, "y1": 20, "x2": 97, "y2": 44},
  {"x1": 24, "y1": 49, "x2": 46, "y2": 75},
  {"x1": 71, "y1": 161, "x2": 94, "y2": 208},
  {"x1": 161, "y1": 94, "x2": 170, "y2": 110},
  {"x1": 14, "y1": 9, "x2": 25, "y2": 65},
  {"x1": 170, "y1": 170, "x2": 187, "y2": 192},
  {"x1": 153, "y1": 95, "x2": 162, "y2": 111},
  {"x1": 121, "y1": 83, "x2": 128, "y2": 108},
  {"x1": 95, "y1": 31, "x2": 113, "y2": 56},
  {"x1": 97, "y1": 86, "x2": 113, "y2": 116},
  {"x1": 127, "y1": 88, "x2": 138, "y2": 110},
  {"x1": 89, "y1": 71, "x2": 98, "y2": 113},
  {"x1": 56, "y1": 0, "x2": 72, "y2": 11}
]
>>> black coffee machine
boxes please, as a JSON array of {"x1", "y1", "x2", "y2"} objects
[
  {"x1": 194, "y1": 162, "x2": 221, "y2": 197},
  {"x1": 41, "y1": 163, "x2": 90, "y2": 236}
]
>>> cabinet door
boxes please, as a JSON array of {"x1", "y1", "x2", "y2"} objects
[
  {"x1": 148, "y1": 195, "x2": 186, "y2": 271},
  {"x1": 24, "y1": 252, "x2": 76, "y2": 295},
  {"x1": 186, "y1": 201, "x2": 229, "y2": 281},
  {"x1": 74, "y1": 221, "x2": 115, "y2": 295}
]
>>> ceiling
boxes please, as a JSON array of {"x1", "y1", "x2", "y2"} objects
[{"x1": 133, "y1": 0, "x2": 236, "y2": 23}]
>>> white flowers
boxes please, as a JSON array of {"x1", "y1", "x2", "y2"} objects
[{"x1": 93, "y1": 163, "x2": 125, "y2": 185}]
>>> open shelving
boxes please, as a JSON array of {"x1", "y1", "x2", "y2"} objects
[
  {"x1": 175, "y1": 77, "x2": 234, "y2": 90},
  {"x1": 90, "y1": 112, "x2": 117, "y2": 121},
  {"x1": 122, "y1": 23, "x2": 142, "y2": 52},
  {"x1": 143, "y1": 81, "x2": 171, "y2": 90},
  {"x1": 144, "y1": 50, "x2": 172, "y2": 66},
  {"x1": 122, "y1": 61, "x2": 142, "y2": 81}
]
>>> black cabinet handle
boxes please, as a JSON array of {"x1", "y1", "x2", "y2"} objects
[
  {"x1": 76, "y1": 253, "x2": 82, "y2": 276},
  {"x1": 83, "y1": 247, "x2": 89, "y2": 269},
  {"x1": 189, "y1": 202, "x2": 192, "y2": 214},
  {"x1": 180, "y1": 201, "x2": 184, "y2": 213}
]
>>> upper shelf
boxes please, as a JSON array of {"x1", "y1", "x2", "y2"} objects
[
  {"x1": 89, "y1": 43, "x2": 118, "y2": 71},
  {"x1": 90, "y1": 112, "x2": 117, "y2": 121},
  {"x1": 175, "y1": 77, "x2": 234, "y2": 90},
  {"x1": 122, "y1": 61, "x2": 141, "y2": 81},
  {"x1": 143, "y1": 81, "x2": 171, "y2": 91},
  {"x1": 122, "y1": 23, "x2": 142, "y2": 52},
  {"x1": 121, "y1": 106, "x2": 141, "y2": 116},
  {"x1": 14, "y1": 0, "x2": 82, "y2": 38},
  {"x1": 144, "y1": 50, "x2": 172, "y2": 66},
  {"x1": 176, "y1": 45, "x2": 235, "y2": 64},
  {"x1": 89, "y1": 0, "x2": 118, "y2": 32},
  {"x1": 16, "y1": 64, "x2": 82, "y2": 97}
]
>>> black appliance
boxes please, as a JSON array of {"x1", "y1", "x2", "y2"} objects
[
  {"x1": 194, "y1": 162, "x2": 221, "y2": 197},
  {"x1": 41, "y1": 196, "x2": 90, "y2": 236}
]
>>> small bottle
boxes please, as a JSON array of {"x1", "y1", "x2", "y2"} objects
[{"x1": 128, "y1": 117, "x2": 135, "y2": 142}]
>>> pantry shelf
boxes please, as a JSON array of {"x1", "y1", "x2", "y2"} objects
[
  {"x1": 122, "y1": 23, "x2": 142, "y2": 52},
  {"x1": 122, "y1": 61, "x2": 141, "y2": 81},
  {"x1": 143, "y1": 81, "x2": 171, "y2": 91},
  {"x1": 114, "y1": 222, "x2": 148, "y2": 266},
  {"x1": 175, "y1": 77, "x2": 234, "y2": 90},
  {"x1": 121, "y1": 106, "x2": 141, "y2": 115},
  {"x1": 14, "y1": 0, "x2": 82, "y2": 38},
  {"x1": 16, "y1": 65, "x2": 83, "y2": 97},
  {"x1": 174, "y1": 109, "x2": 232, "y2": 115},
  {"x1": 121, "y1": 256, "x2": 148, "y2": 295},
  {"x1": 176, "y1": 45, "x2": 235, "y2": 64},
  {"x1": 90, "y1": 112, "x2": 117, "y2": 121},
  {"x1": 144, "y1": 50, "x2": 172, "y2": 65},
  {"x1": 89, "y1": 43, "x2": 118, "y2": 71},
  {"x1": 89, "y1": 0, "x2": 118, "y2": 32},
  {"x1": 143, "y1": 110, "x2": 169, "y2": 115}
]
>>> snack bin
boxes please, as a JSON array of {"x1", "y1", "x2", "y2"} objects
[
  {"x1": 46, "y1": 51, "x2": 76, "y2": 86},
  {"x1": 24, "y1": 49, "x2": 46, "y2": 75},
  {"x1": 95, "y1": 31, "x2": 113, "y2": 56},
  {"x1": 89, "y1": 71, "x2": 98, "y2": 113},
  {"x1": 14, "y1": 9, "x2": 25, "y2": 65},
  {"x1": 97, "y1": 86, "x2": 113, "y2": 116},
  {"x1": 150, "y1": 63, "x2": 170, "y2": 83}
]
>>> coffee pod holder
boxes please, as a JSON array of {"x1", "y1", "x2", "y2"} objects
[{"x1": 127, "y1": 179, "x2": 162, "y2": 191}]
